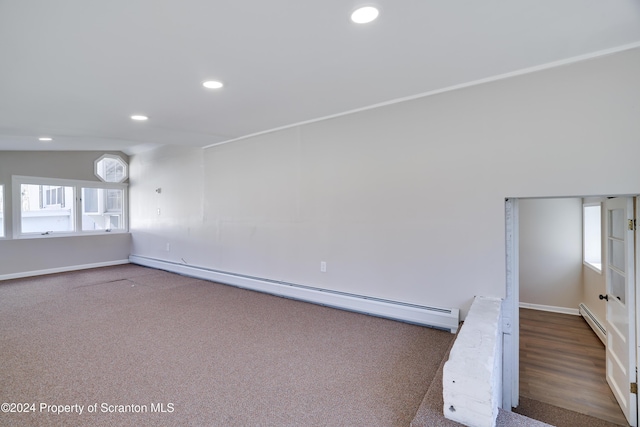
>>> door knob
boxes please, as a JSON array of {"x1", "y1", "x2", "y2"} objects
[{"x1": 599, "y1": 294, "x2": 609, "y2": 301}]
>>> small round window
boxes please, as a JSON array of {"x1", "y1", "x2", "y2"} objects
[{"x1": 95, "y1": 154, "x2": 128, "y2": 183}]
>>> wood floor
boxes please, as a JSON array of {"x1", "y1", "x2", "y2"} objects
[{"x1": 519, "y1": 308, "x2": 629, "y2": 426}]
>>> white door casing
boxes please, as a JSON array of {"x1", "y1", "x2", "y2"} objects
[
  {"x1": 503, "y1": 198, "x2": 519, "y2": 410},
  {"x1": 605, "y1": 197, "x2": 637, "y2": 427},
  {"x1": 637, "y1": 197, "x2": 640, "y2": 396}
]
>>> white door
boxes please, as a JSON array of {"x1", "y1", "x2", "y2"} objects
[{"x1": 605, "y1": 197, "x2": 637, "y2": 426}]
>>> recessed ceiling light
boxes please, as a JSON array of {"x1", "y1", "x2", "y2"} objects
[
  {"x1": 131, "y1": 115, "x2": 148, "y2": 121},
  {"x1": 39, "y1": 137, "x2": 53, "y2": 141},
  {"x1": 203, "y1": 80, "x2": 224, "y2": 89},
  {"x1": 351, "y1": 6, "x2": 379, "y2": 24}
]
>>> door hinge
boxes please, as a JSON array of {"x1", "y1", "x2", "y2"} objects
[
  {"x1": 631, "y1": 383, "x2": 637, "y2": 394},
  {"x1": 629, "y1": 219, "x2": 636, "y2": 231}
]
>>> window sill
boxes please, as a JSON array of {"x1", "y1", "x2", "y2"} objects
[
  {"x1": 584, "y1": 261, "x2": 602, "y2": 274},
  {"x1": 14, "y1": 231, "x2": 130, "y2": 240}
]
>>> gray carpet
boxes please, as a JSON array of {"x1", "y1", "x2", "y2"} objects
[
  {"x1": 2, "y1": 265, "x2": 623, "y2": 427},
  {"x1": 1, "y1": 265, "x2": 454, "y2": 426}
]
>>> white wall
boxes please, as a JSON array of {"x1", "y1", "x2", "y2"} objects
[
  {"x1": 129, "y1": 145, "x2": 204, "y2": 262},
  {"x1": 0, "y1": 151, "x2": 131, "y2": 277},
  {"x1": 519, "y1": 198, "x2": 583, "y2": 311},
  {"x1": 129, "y1": 48, "x2": 640, "y2": 318}
]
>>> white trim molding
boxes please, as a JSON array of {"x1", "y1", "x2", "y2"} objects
[
  {"x1": 503, "y1": 198, "x2": 519, "y2": 411},
  {"x1": 204, "y1": 42, "x2": 640, "y2": 150},
  {"x1": 0, "y1": 259, "x2": 130, "y2": 281},
  {"x1": 519, "y1": 302, "x2": 580, "y2": 316},
  {"x1": 129, "y1": 255, "x2": 460, "y2": 333}
]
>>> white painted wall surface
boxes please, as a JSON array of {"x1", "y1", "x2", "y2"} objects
[
  {"x1": 129, "y1": 48, "x2": 640, "y2": 318},
  {"x1": 0, "y1": 151, "x2": 131, "y2": 276},
  {"x1": 129, "y1": 146, "x2": 205, "y2": 263},
  {"x1": 519, "y1": 198, "x2": 583, "y2": 311}
]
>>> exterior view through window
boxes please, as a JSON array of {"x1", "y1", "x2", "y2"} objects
[{"x1": 583, "y1": 203, "x2": 602, "y2": 272}]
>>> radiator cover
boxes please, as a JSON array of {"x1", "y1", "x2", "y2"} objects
[
  {"x1": 130, "y1": 255, "x2": 460, "y2": 333},
  {"x1": 579, "y1": 303, "x2": 606, "y2": 345}
]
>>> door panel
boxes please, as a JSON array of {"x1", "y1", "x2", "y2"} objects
[{"x1": 605, "y1": 197, "x2": 636, "y2": 426}]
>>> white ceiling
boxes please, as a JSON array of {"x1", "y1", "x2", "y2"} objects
[{"x1": 1, "y1": 1, "x2": 639, "y2": 155}]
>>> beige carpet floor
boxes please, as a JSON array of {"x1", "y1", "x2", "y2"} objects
[
  {"x1": 2, "y1": 264, "x2": 615, "y2": 427},
  {"x1": 1, "y1": 264, "x2": 455, "y2": 427}
]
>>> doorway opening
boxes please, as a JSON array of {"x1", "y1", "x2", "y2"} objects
[{"x1": 504, "y1": 196, "x2": 639, "y2": 426}]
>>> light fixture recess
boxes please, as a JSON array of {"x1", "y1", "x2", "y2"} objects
[
  {"x1": 38, "y1": 137, "x2": 53, "y2": 141},
  {"x1": 203, "y1": 80, "x2": 224, "y2": 89},
  {"x1": 351, "y1": 6, "x2": 379, "y2": 24},
  {"x1": 130, "y1": 115, "x2": 148, "y2": 121}
]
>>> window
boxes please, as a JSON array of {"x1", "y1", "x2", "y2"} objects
[
  {"x1": 83, "y1": 188, "x2": 100, "y2": 214},
  {"x1": 12, "y1": 176, "x2": 127, "y2": 237},
  {"x1": 95, "y1": 155, "x2": 127, "y2": 183},
  {"x1": 583, "y1": 203, "x2": 602, "y2": 272},
  {"x1": 0, "y1": 185, "x2": 4, "y2": 237},
  {"x1": 81, "y1": 187, "x2": 125, "y2": 231},
  {"x1": 41, "y1": 185, "x2": 67, "y2": 208},
  {"x1": 20, "y1": 183, "x2": 75, "y2": 234}
]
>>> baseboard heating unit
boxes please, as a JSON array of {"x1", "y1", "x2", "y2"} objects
[
  {"x1": 129, "y1": 255, "x2": 460, "y2": 333},
  {"x1": 579, "y1": 303, "x2": 606, "y2": 345}
]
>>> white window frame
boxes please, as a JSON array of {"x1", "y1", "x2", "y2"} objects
[
  {"x1": 80, "y1": 186, "x2": 125, "y2": 232},
  {"x1": 94, "y1": 154, "x2": 128, "y2": 183},
  {"x1": 12, "y1": 175, "x2": 128, "y2": 238},
  {"x1": 583, "y1": 202, "x2": 602, "y2": 273},
  {"x1": 82, "y1": 187, "x2": 103, "y2": 215}
]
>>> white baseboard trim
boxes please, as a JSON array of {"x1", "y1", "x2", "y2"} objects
[
  {"x1": 0, "y1": 259, "x2": 130, "y2": 281},
  {"x1": 519, "y1": 302, "x2": 579, "y2": 316},
  {"x1": 579, "y1": 303, "x2": 606, "y2": 345},
  {"x1": 129, "y1": 255, "x2": 460, "y2": 333}
]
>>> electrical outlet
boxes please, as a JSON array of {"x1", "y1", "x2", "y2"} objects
[
  {"x1": 166, "y1": 243, "x2": 171, "y2": 252},
  {"x1": 320, "y1": 261, "x2": 327, "y2": 273},
  {"x1": 157, "y1": 208, "x2": 161, "y2": 216}
]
